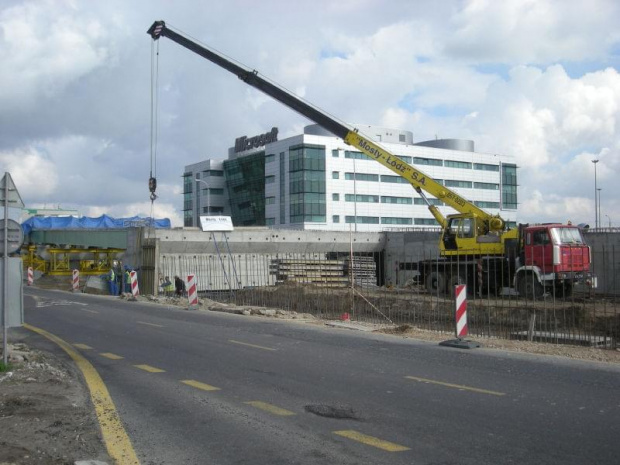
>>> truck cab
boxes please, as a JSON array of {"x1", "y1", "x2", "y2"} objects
[{"x1": 517, "y1": 224, "x2": 592, "y2": 298}]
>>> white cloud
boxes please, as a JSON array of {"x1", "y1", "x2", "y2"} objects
[
  {"x1": 446, "y1": 0, "x2": 620, "y2": 63},
  {"x1": 0, "y1": 0, "x2": 114, "y2": 110},
  {"x1": 0, "y1": 0, "x2": 619, "y2": 229},
  {"x1": 0, "y1": 146, "x2": 58, "y2": 197}
]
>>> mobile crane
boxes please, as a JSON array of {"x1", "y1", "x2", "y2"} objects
[{"x1": 148, "y1": 21, "x2": 594, "y2": 298}]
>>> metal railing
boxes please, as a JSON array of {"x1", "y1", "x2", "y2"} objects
[{"x1": 157, "y1": 244, "x2": 619, "y2": 349}]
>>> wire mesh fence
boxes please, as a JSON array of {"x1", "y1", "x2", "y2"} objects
[{"x1": 156, "y1": 243, "x2": 619, "y2": 349}]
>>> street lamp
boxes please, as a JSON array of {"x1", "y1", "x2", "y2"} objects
[
  {"x1": 195, "y1": 176, "x2": 210, "y2": 217},
  {"x1": 597, "y1": 188, "x2": 602, "y2": 231},
  {"x1": 592, "y1": 159, "x2": 599, "y2": 228}
]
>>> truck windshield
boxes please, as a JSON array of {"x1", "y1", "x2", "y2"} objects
[{"x1": 550, "y1": 227, "x2": 585, "y2": 245}]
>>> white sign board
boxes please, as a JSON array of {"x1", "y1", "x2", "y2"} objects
[{"x1": 199, "y1": 216, "x2": 234, "y2": 232}]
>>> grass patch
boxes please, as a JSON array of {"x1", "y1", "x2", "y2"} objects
[{"x1": 0, "y1": 360, "x2": 14, "y2": 372}]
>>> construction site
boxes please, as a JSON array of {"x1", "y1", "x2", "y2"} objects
[{"x1": 21, "y1": 223, "x2": 620, "y2": 350}]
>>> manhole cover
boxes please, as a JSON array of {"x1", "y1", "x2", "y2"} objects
[{"x1": 304, "y1": 404, "x2": 360, "y2": 420}]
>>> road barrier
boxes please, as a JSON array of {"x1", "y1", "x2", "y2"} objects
[
  {"x1": 187, "y1": 274, "x2": 198, "y2": 308},
  {"x1": 27, "y1": 267, "x2": 33, "y2": 286},
  {"x1": 72, "y1": 269, "x2": 79, "y2": 292},
  {"x1": 130, "y1": 271, "x2": 139, "y2": 297},
  {"x1": 455, "y1": 284, "x2": 468, "y2": 338}
]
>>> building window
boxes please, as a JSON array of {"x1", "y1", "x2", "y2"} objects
[
  {"x1": 265, "y1": 154, "x2": 275, "y2": 163},
  {"x1": 184, "y1": 210, "x2": 193, "y2": 227},
  {"x1": 381, "y1": 217, "x2": 413, "y2": 225},
  {"x1": 332, "y1": 193, "x2": 339, "y2": 201},
  {"x1": 445, "y1": 160, "x2": 472, "y2": 169},
  {"x1": 414, "y1": 218, "x2": 439, "y2": 225},
  {"x1": 289, "y1": 144, "x2": 326, "y2": 223},
  {"x1": 266, "y1": 217, "x2": 276, "y2": 225},
  {"x1": 345, "y1": 216, "x2": 380, "y2": 224},
  {"x1": 474, "y1": 201, "x2": 500, "y2": 209},
  {"x1": 265, "y1": 175, "x2": 275, "y2": 184},
  {"x1": 345, "y1": 151, "x2": 371, "y2": 160},
  {"x1": 473, "y1": 182, "x2": 499, "y2": 190},
  {"x1": 381, "y1": 175, "x2": 409, "y2": 184},
  {"x1": 279, "y1": 152, "x2": 286, "y2": 224},
  {"x1": 265, "y1": 196, "x2": 276, "y2": 205},
  {"x1": 381, "y1": 196, "x2": 412, "y2": 204},
  {"x1": 204, "y1": 170, "x2": 224, "y2": 177},
  {"x1": 445, "y1": 180, "x2": 472, "y2": 188},
  {"x1": 345, "y1": 172, "x2": 379, "y2": 182},
  {"x1": 332, "y1": 171, "x2": 339, "y2": 179},
  {"x1": 414, "y1": 198, "x2": 443, "y2": 206},
  {"x1": 397, "y1": 155, "x2": 412, "y2": 163},
  {"x1": 208, "y1": 188, "x2": 224, "y2": 195},
  {"x1": 501, "y1": 163, "x2": 518, "y2": 209},
  {"x1": 333, "y1": 215, "x2": 340, "y2": 223},
  {"x1": 332, "y1": 150, "x2": 339, "y2": 158},
  {"x1": 345, "y1": 194, "x2": 379, "y2": 203},
  {"x1": 474, "y1": 163, "x2": 500, "y2": 172},
  {"x1": 414, "y1": 157, "x2": 443, "y2": 167}
]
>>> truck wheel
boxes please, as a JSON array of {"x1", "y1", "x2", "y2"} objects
[
  {"x1": 517, "y1": 275, "x2": 543, "y2": 299},
  {"x1": 425, "y1": 271, "x2": 445, "y2": 294}
]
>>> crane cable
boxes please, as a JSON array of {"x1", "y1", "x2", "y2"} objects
[
  {"x1": 149, "y1": 39, "x2": 159, "y2": 204},
  {"x1": 148, "y1": 39, "x2": 160, "y2": 238}
]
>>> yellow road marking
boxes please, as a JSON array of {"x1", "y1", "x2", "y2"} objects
[
  {"x1": 73, "y1": 343, "x2": 93, "y2": 350},
  {"x1": 229, "y1": 339, "x2": 276, "y2": 351},
  {"x1": 137, "y1": 321, "x2": 164, "y2": 328},
  {"x1": 181, "y1": 379, "x2": 221, "y2": 391},
  {"x1": 334, "y1": 430, "x2": 410, "y2": 452},
  {"x1": 134, "y1": 364, "x2": 165, "y2": 373},
  {"x1": 24, "y1": 324, "x2": 140, "y2": 464},
  {"x1": 100, "y1": 353, "x2": 124, "y2": 360},
  {"x1": 245, "y1": 401, "x2": 295, "y2": 416},
  {"x1": 405, "y1": 376, "x2": 506, "y2": 396}
]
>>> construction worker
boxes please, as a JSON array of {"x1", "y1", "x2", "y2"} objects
[
  {"x1": 108, "y1": 267, "x2": 117, "y2": 296},
  {"x1": 124, "y1": 267, "x2": 131, "y2": 294}
]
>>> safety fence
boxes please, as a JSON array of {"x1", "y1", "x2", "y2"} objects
[{"x1": 158, "y1": 244, "x2": 619, "y2": 349}]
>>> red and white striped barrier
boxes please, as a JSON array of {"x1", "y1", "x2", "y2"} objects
[
  {"x1": 27, "y1": 267, "x2": 34, "y2": 286},
  {"x1": 130, "y1": 271, "x2": 139, "y2": 297},
  {"x1": 187, "y1": 274, "x2": 198, "y2": 307},
  {"x1": 455, "y1": 284, "x2": 468, "y2": 338},
  {"x1": 72, "y1": 269, "x2": 80, "y2": 292}
]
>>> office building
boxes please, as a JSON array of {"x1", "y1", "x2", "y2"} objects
[{"x1": 183, "y1": 124, "x2": 518, "y2": 231}]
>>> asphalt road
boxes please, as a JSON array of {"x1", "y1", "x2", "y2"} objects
[{"x1": 18, "y1": 287, "x2": 620, "y2": 465}]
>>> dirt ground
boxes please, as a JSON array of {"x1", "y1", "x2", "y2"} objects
[
  {"x1": 0, "y1": 340, "x2": 112, "y2": 465},
  {"x1": 2, "y1": 292, "x2": 618, "y2": 465}
]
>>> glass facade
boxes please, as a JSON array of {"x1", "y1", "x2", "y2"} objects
[
  {"x1": 223, "y1": 152, "x2": 266, "y2": 226},
  {"x1": 289, "y1": 144, "x2": 326, "y2": 223},
  {"x1": 501, "y1": 163, "x2": 518, "y2": 209},
  {"x1": 182, "y1": 173, "x2": 193, "y2": 227}
]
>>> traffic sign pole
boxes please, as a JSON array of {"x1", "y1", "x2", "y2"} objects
[
  {"x1": 3, "y1": 173, "x2": 8, "y2": 366},
  {"x1": 0, "y1": 173, "x2": 25, "y2": 366}
]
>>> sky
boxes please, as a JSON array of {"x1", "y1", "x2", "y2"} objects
[{"x1": 1, "y1": 0, "x2": 619, "y2": 228}]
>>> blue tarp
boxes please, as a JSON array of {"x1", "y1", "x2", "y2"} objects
[{"x1": 22, "y1": 214, "x2": 171, "y2": 235}]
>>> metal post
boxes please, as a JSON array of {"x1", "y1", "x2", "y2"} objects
[
  {"x1": 592, "y1": 159, "x2": 599, "y2": 228},
  {"x1": 597, "y1": 188, "x2": 602, "y2": 231},
  {"x1": 353, "y1": 156, "x2": 357, "y2": 232},
  {"x1": 2, "y1": 173, "x2": 8, "y2": 366}
]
